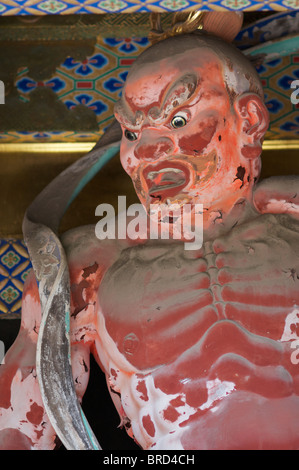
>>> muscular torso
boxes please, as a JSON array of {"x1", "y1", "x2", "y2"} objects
[
  {"x1": 2, "y1": 211, "x2": 299, "y2": 450},
  {"x1": 66, "y1": 212, "x2": 299, "y2": 449}
]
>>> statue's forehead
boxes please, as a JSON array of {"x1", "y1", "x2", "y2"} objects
[
  {"x1": 115, "y1": 47, "x2": 225, "y2": 127},
  {"x1": 124, "y1": 67, "x2": 191, "y2": 111},
  {"x1": 125, "y1": 46, "x2": 222, "y2": 100}
]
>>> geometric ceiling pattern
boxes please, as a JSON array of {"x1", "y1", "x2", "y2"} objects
[
  {"x1": 0, "y1": 0, "x2": 298, "y2": 15},
  {"x1": 1, "y1": 36, "x2": 149, "y2": 143},
  {"x1": 257, "y1": 54, "x2": 299, "y2": 139},
  {"x1": 0, "y1": 11, "x2": 298, "y2": 143},
  {"x1": 0, "y1": 238, "x2": 31, "y2": 318}
]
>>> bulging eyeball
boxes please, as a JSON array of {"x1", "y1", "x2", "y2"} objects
[
  {"x1": 124, "y1": 129, "x2": 138, "y2": 141},
  {"x1": 171, "y1": 114, "x2": 187, "y2": 129}
]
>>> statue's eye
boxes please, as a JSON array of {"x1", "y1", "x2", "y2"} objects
[
  {"x1": 171, "y1": 115, "x2": 187, "y2": 129},
  {"x1": 124, "y1": 129, "x2": 138, "y2": 141}
]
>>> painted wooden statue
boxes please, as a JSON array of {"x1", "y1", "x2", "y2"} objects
[{"x1": 1, "y1": 12, "x2": 299, "y2": 450}]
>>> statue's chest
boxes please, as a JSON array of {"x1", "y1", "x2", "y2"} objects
[
  {"x1": 98, "y1": 234, "x2": 299, "y2": 370},
  {"x1": 98, "y1": 241, "x2": 214, "y2": 368},
  {"x1": 100, "y1": 241, "x2": 213, "y2": 315}
]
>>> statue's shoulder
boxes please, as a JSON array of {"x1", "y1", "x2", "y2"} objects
[
  {"x1": 253, "y1": 176, "x2": 299, "y2": 219},
  {"x1": 60, "y1": 223, "x2": 137, "y2": 272},
  {"x1": 61, "y1": 224, "x2": 101, "y2": 254}
]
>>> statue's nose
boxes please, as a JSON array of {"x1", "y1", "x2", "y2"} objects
[{"x1": 134, "y1": 134, "x2": 174, "y2": 161}]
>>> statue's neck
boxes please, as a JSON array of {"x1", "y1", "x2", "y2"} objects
[
  {"x1": 146, "y1": 195, "x2": 259, "y2": 248},
  {"x1": 202, "y1": 196, "x2": 259, "y2": 242}
]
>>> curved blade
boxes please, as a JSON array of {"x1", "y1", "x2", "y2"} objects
[{"x1": 23, "y1": 121, "x2": 122, "y2": 450}]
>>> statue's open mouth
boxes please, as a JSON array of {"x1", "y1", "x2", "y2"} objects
[{"x1": 143, "y1": 162, "x2": 190, "y2": 201}]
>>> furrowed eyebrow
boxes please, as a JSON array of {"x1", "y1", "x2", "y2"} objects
[
  {"x1": 148, "y1": 73, "x2": 198, "y2": 124},
  {"x1": 114, "y1": 98, "x2": 144, "y2": 130},
  {"x1": 114, "y1": 73, "x2": 198, "y2": 129}
]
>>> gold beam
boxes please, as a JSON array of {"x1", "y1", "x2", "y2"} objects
[
  {"x1": 0, "y1": 140, "x2": 299, "y2": 154},
  {"x1": 262, "y1": 140, "x2": 299, "y2": 151},
  {"x1": 0, "y1": 142, "x2": 96, "y2": 153}
]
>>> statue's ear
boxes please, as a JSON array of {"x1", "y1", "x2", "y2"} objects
[{"x1": 234, "y1": 93, "x2": 269, "y2": 160}]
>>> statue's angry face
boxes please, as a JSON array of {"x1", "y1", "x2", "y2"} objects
[{"x1": 115, "y1": 39, "x2": 268, "y2": 224}]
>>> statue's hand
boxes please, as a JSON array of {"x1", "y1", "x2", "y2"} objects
[{"x1": 253, "y1": 176, "x2": 299, "y2": 220}]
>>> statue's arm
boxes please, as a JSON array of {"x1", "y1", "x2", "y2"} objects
[
  {"x1": 0, "y1": 270, "x2": 91, "y2": 450},
  {"x1": 0, "y1": 271, "x2": 57, "y2": 449}
]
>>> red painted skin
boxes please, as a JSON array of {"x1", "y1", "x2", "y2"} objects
[{"x1": 1, "y1": 40, "x2": 299, "y2": 450}]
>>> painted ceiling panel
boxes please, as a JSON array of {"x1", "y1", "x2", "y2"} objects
[
  {"x1": 0, "y1": 0, "x2": 297, "y2": 16},
  {"x1": 0, "y1": 11, "x2": 298, "y2": 142}
]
